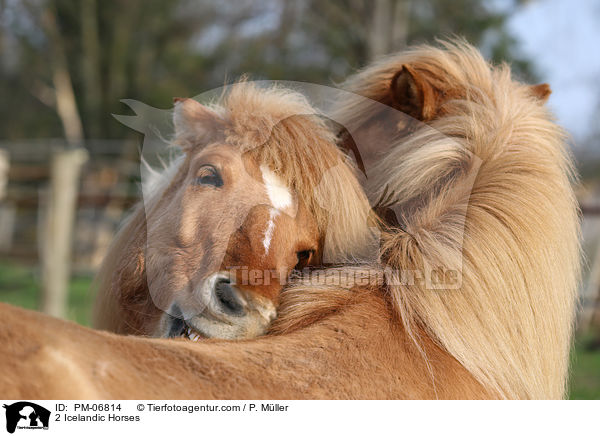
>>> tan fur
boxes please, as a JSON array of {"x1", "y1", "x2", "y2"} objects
[{"x1": 0, "y1": 295, "x2": 489, "y2": 399}]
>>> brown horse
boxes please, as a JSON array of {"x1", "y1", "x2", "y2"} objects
[
  {"x1": 0, "y1": 41, "x2": 580, "y2": 399},
  {"x1": 93, "y1": 82, "x2": 375, "y2": 339}
]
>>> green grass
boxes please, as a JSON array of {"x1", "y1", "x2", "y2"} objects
[
  {"x1": 0, "y1": 260, "x2": 598, "y2": 399},
  {"x1": 569, "y1": 338, "x2": 600, "y2": 399},
  {"x1": 0, "y1": 260, "x2": 94, "y2": 326}
]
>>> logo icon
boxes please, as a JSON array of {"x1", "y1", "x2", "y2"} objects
[{"x1": 3, "y1": 402, "x2": 50, "y2": 434}]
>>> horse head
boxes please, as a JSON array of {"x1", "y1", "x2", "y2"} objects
[{"x1": 96, "y1": 81, "x2": 380, "y2": 340}]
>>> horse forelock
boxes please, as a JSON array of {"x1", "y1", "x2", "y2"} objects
[{"x1": 213, "y1": 81, "x2": 376, "y2": 263}]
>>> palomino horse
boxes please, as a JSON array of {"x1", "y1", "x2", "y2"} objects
[
  {"x1": 0, "y1": 41, "x2": 580, "y2": 399},
  {"x1": 93, "y1": 82, "x2": 375, "y2": 339}
]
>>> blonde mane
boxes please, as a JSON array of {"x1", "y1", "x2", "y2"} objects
[{"x1": 324, "y1": 40, "x2": 581, "y2": 399}]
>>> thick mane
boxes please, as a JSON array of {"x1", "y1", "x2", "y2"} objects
[{"x1": 277, "y1": 41, "x2": 581, "y2": 399}]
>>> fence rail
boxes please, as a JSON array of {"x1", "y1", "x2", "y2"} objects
[{"x1": 0, "y1": 140, "x2": 141, "y2": 273}]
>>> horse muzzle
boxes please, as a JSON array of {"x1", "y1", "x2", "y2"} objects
[{"x1": 158, "y1": 272, "x2": 277, "y2": 340}]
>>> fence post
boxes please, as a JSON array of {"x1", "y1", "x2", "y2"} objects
[
  {"x1": 0, "y1": 149, "x2": 15, "y2": 252},
  {"x1": 582, "y1": 236, "x2": 600, "y2": 331},
  {"x1": 40, "y1": 147, "x2": 88, "y2": 318},
  {"x1": 0, "y1": 149, "x2": 8, "y2": 200}
]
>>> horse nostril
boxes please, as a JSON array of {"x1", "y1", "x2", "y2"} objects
[{"x1": 214, "y1": 278, "x2": 246, "y2": 316}]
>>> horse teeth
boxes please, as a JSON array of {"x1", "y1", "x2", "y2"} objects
[{"x1": 182, "y1": 325, "x2": 201, "y2": 341}]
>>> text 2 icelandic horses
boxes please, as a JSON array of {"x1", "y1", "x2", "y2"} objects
[{"x1": 0, "y1": 41, "x2": 580, "y2": 399}]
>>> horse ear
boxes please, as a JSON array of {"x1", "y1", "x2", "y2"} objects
[
  {"x1": 529, "y1": 83, "x2": 551, "y2": 104},
  {"x1": 390, "y1": 65, "x2": 437, "y2": 121},
  {"x1": 173, "y1": 98, "x2": 223, "y2": 150}
]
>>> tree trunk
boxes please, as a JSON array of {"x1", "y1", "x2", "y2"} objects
[
  {"x1": 40, "y1": 148, "x2": 88, "y2": 318},
  {"x1": 367, "y1": 0, "x2": 393, "y2": 61},
  {"x1": 391, "y1": 0, "x2": 411, "y2": 50},
  {"x1": 41, "y1": 4, "x2": 84, "y2": 146},
  {"x1": 39, "y1": 3, "x2": 87, "y2": 318},
  {"x1": 367, "y1": 0, "x2": 412, "y2": 61},
  {"x1": 108, "y1": 1, "x2": 139, "y2": 121},
  {"x1": 80, "y1": 0, "x2": 102, "y2": 138}
]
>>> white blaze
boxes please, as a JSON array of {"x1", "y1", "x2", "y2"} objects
[
  {"x1": 261, "y1": 165, "x2": 293, "y2": 211},
  {"x1": 263, "y1": 209, "x2": 279, "y2": 254},
  {"x1": 260, "y1": 165, "x2": 294, "y2": 255}
]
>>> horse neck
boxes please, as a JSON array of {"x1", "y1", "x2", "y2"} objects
[
  {"x1": 260, "y1": 281, "x2": 492, "y2": 399},
  {"x1": 93, "y1": 202, "x2": 153, "y2": 334}
]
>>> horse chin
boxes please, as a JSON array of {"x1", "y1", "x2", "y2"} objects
[
  {"x1": 160, "y1": 303, "x2": 276, "y2": 341},
  {"x1": 181, "y1": 312, "x2": 272, "y2": 340}
]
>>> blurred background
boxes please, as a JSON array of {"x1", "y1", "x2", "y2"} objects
[{"x1": 0, "y1": 0, "x2": 598, "y2": 398}]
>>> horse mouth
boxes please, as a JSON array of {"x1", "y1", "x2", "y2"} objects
[
  {"x1": 174, "y1": 313, "x2": 237, "y2": 341},
  {"x1": 165, "y1": 312, "x2": 207, "y2": 341}
]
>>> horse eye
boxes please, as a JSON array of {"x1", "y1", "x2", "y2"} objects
[
  {"x1": 295, "y1": 250, "x2": 314, "y2": 270},
  {"x1": 194, "y1": 166, "x2": 223, "y2": 187}
]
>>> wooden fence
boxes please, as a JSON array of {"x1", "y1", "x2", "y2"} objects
[{"x1": 0, "y1": 140, "x2": 141, "y2": 272}]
